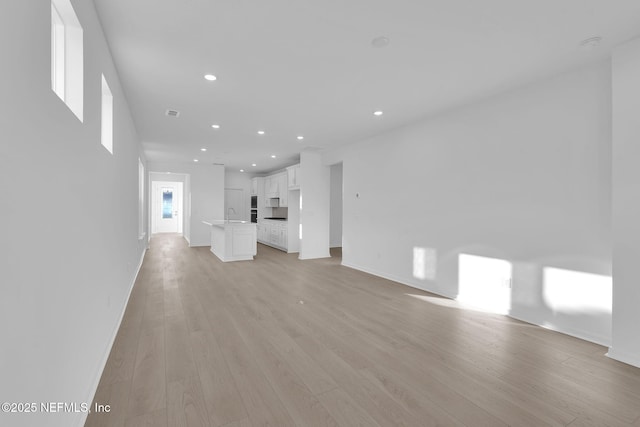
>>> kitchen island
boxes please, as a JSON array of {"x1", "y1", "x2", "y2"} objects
[{"x1": 202, "y1": 220, "x2": 257, "y2": 262}]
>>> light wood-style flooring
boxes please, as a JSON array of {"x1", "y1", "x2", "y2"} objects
[{"x1": 86, "y1": 233, "x2": 640, "y2": 427}]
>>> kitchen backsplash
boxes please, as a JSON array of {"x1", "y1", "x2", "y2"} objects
[{"x1": 271, "y1": 207, "x2": 288, "y2": 218}]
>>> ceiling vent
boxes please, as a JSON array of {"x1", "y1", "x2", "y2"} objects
[{"x1": 165, "y1": 109, "x2": 180, "y2": 117}]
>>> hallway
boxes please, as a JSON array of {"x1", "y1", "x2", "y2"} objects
[{"x1": 86, "y1": 234, "x2": 640, "y2": 427}]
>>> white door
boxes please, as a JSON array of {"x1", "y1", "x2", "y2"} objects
[
  {"x1": 152, "y1": 181, "x2": 183, "y2": 233},
  {"x1": 225, "y1": 188, "x2": 244, "y2": 220}
]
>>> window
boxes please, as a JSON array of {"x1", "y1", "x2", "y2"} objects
[
  {"x1": 162, "y1": 189, "x2": 174, "y2": 219},
  {"x1": 50, "y1": 0, "x2": 83, "y2": 122},
  {"x1": 101, "y1": 75, "x2": 113, "y2": 153},
  {"x1": 51, "y1": 4, "x2": 65, "y2": 100}
]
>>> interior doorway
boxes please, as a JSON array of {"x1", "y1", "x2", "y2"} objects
[{"x1": 152, "y1": 181, "x2": 183, "y2": 234}]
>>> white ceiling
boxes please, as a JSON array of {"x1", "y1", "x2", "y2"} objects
[{"x1": 93, "y1": 0, "x2": 640, "y2": 174}]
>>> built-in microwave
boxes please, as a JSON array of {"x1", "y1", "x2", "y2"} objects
[
  {"x1": 250, "y1": 210, "x2": 257, "y2": 223},
  {"x1": 251, "y1": 195, "x2": 257, "y2": 209}
]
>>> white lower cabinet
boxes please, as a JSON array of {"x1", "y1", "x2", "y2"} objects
[
  {"x1": 257, "y1": 220, "x2": 288, "y2": 251},
  {"x1": 256, "y1": 223, "x2": 266, "y2": 242}
]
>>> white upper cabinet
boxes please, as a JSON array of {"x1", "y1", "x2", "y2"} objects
[
  {"x1": 260, "y1": 167, "x2": 298, "y2": 207},
  {"x1": 278, "y1": 173, "x2": 288, "y2": 207},
  {"x1": 265, "y1": 175, "x2": 279, "y2": 199},
  {"x1": 287, "y1": 164, "x2": 300, "y2": 189},
  {"x1": 264, "y1": 176, "x2": 270, "y2": 198},
  {"x1": 263, "y1": 171, "x2": 289, "y2": 204},
  {"x1": 251, "y1": 177, "x2": 258, "y2": 196}
]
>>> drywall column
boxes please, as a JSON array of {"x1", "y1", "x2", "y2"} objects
[
  {"x1": 610, "y1": 37, "x2": 640, "y2": 368},
  {"x1": 329, "y1": 163, "x2": 343, "y2": 248},
  {"x1": 299, "y1": 150, "x2": 331, "y2": 259}
]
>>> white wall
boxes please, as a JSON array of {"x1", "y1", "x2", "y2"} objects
[
  {"x1": 0, "y1": 1, "x2": 147, "y2": 426},
  {"x1": 148, "y1": 162, "x2": 224, "y2": 247},
  {"x1": 330, "y1": 163, "x2": 343, "y2": 248},
  {"x1": 610, "y1": 37, "x2": 640, "y2": 368},
  {"x1": 299, "y1": 150, "x2": 331, "y2": 259},
  {"x1": 225, "y1": 170, "x2": 251, "y2": 221},
  {"x1": 328, "y1": 61, "x2": 612, "y2": 345}
]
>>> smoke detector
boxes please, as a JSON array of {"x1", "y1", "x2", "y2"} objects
[
  {"x1": 372, "y1": 36, "x2": 390, "y2": 48},
  {"x1": 580, "y1": 37, "x2": 602, "y2": 51}
]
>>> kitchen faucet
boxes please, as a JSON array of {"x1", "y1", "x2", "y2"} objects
[{"x1": 226, "y1": 207, "x2": 237, "y2": 220}]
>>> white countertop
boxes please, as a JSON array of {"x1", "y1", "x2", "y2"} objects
[{"x1": 202, "y1": 220, "x2": 255, "y2": 227}]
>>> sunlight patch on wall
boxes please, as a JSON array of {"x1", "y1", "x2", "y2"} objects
[
  {"x1": 458, "y1": 253, "x2": 512, "y2": 314},
  {"x1": 413, "y1": 247, "x2": 437, "y2": 280},
  {"x1": 542, "y1": 267, "x2": 612, "y2": 314},
  {"x1": 299, "y1": 194, "x2": 302, "y2": 239}
]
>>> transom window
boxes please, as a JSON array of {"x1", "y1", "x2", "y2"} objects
[{"x1": 51, "y1": 0, "x2": 83, "y2": 122}]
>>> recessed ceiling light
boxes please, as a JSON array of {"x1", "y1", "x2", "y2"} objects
[
  {"x1": 211, "y1": 124, "x2": 220, "y2": 129},
  {"x1": 204, "y1": 74, "x2": 217, "y2": 81},
  {"x1": 257, "y1": 130, "x2": 265, "y2": 135},
  {"x1": 271, "y1": 155, "x2": 276, "y2": 158},
  {"x1": 371, "y1": 36, "x2": 390, "y2": 48},
  {"x1": 200, "y1": 148, "x2": 207, "y2": 152},
  {"x1": 240, "y1": 169, "x2": 244, "y2": 172},
  {"x1": 193, "y1": 159, "x2": 199, "y2": 162},
  {"x1": 373, "y1": 110, "x2": 384, "y2": 116},
  {"x1": 580, "y1": 36, "x2": 602, "y2": 50},
  {"x1": 297, "y1": 136, "x2": 304, "y2": 140},
  {"x1": 251, "y1": 163, "x2": 257, "y2": 167}
]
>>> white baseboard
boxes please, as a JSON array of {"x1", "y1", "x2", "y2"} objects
[
  {"x1": 508, "y1": 310, "x2": 611, "y2": 347},
  {"x1": 77, "y1": 247, "x2": 147, "y2": 427},
  {"x1": 299, "y1": 253, "x2": 331, "y2": 260},
  {"x1": 340, "y1": 260, "x2": 457, "y2": 300},
  {"x1": 607, "y1": 347, "x2": 640, "y2": 368},
  {"x1": 342, "y1": 261, "x2": 612, "y2": 348}
]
